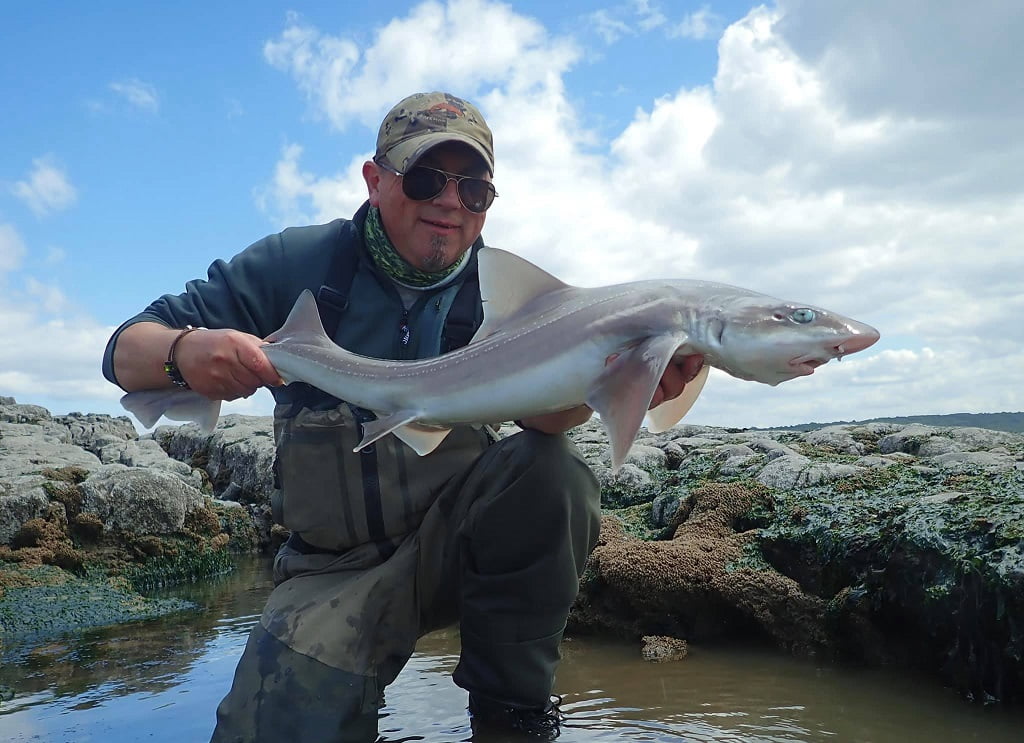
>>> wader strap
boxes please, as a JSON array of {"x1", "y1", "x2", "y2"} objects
[
  {"x1": 316, "y1": 222, "x2": 361, "y2": 340},
  {"x1": 442, "y1": 268, "x2": 482, "y2": 352},
  {"x1": 282, "y1": 234, "x2": 484, "y2": 419}
]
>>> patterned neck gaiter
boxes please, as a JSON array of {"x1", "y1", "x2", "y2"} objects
[{"x1": 364, "y1": 207, "x2": 468, "y2": 289}]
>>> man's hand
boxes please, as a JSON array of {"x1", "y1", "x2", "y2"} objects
[
  {"x1": 113, "y1": 322, "x2": 284, "y2": 399},
  {"x1": 649, "y1": 353, "x2": 705, "y2": 409},
  {"x1": 516, "y1": 353, "x2": 706, "y2": 435},
  {"x1": 174, "y1": 329, "x2": 285, "y2": 401}
]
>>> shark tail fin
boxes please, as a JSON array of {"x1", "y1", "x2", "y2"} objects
[{"x1": 120, "y1": 389, "x2": 222, "y2": 432}]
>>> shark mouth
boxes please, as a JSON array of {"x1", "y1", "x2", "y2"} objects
[{"x1": 790, "y1": 337, "x2": 867, "y2": 374}]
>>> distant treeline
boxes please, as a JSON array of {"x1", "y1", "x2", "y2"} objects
[{"x1": 763, "y1": 411, "x2": 1024, "y2": 434}]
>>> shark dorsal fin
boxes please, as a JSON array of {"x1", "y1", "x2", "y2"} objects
[
  {"x1": 472, "y1": 247, "x2": 571, "y2": 341},
  {"x1": 264, "y1": 289, "x2": 327, "y2": 343}
]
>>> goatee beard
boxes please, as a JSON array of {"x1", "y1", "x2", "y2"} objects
[{"x1": 421, "y1": 234, "x2": 449, "y2": 272}]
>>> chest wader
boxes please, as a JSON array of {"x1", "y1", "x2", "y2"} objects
[
  {"x1": 211, "y1": 232, "x2": 602, "y2": 742},
  {"x1": 258, "y1": 233, "x2": 493, "y2": 675},
  {"x1": 213, "y1": 424, "x2": 601, "y2": 743}
]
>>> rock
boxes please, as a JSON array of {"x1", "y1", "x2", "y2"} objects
[
  {"x1": 155, "y1": 415, "x2": 276, "y2": 503},
  {"x1": 720, "y1": 454, "x2": 759, "y2": 477},
  {"x1": 747, "y1": 438, "x2": 799, "y2": 460},
  {"x1": 0, "y1": 403, "x2": 53, "y2": 425},
  {"x1": 54, "y1": 412, "x2": 138, "y2": 456},
  {"x1": 0, "y1": 486, "x2": 50, "y2": 544},
  {"x1": 715, "y1": 444, "x2": 756, "y2": 460},
  {"x1": 916, "y1": 437, "x2": 962, "y2": 457},
  {"x1": 622, "y1": 444, "x2": 667, "y2": 472},
  {"x1": 660, "y1": 441, "x2": 686, "y2": 469},
  {"x1": 651, "y1": 492, "x2": 682, "y2": 528},
  {"x1": 641, "y1": 635, "x2": 688, "y2": 662},
  {"x1": 926, "y1": 450, "x2": 1017, "y2": 472},
  {"x1": 754, "y1": 454, "x2": 811, "y2": 490},
  {"x1": 78, "y1": 465, "x2": 206, "y2": 534},
  {"x1": 805, "y1": 426, "x2": 865, "y2": 455}
]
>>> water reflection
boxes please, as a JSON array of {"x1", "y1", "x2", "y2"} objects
[{"x1": 1, "y1": 558, "x2": 1022, "y2": 742}]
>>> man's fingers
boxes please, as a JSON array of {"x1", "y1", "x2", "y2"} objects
[
  {"x1": 680, "y1": 354, "x2": 705, "y2": 383},
  {"x1": 239, "y1": 344, "x2": 285, "y2": 387},
  {"x1": 649, "y1": 354, "x2": 706, "y2": 410}
]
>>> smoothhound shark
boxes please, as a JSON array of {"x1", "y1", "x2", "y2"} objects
[{"x1": 121, "y1": 247, "x2": 880, "y2": 470}]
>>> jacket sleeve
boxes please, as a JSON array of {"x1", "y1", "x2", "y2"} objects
[{"x1": 101, "y1": 222, "x2": 343, "y2": 388}]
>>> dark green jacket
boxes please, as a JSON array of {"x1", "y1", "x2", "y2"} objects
[
  {"x1": 102, "y1": 202, "x2": 485, "y2": 396},
  {"x1": 103, "y1": 202, "x2": 491, "y2": 554}
]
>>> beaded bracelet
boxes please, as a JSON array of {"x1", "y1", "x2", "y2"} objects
[{"x1": 164, "y1": 326, "x2": 202, "y2": 388}]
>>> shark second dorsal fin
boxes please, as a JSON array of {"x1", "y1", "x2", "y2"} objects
[
  {"x1": 472, "y1": 247, "x2": 572, "y2": 341},
  {"x1": 265, "y1": 289, "x2": 328, "y2": 343}
]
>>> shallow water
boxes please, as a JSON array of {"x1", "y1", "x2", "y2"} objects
[{"x1": 1, "y1": 558, "x2": 1022, "y2": 742}]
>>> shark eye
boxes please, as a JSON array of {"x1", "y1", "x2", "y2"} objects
[{"x1": 791, "y1": 308, "x2": 816, "y2": 324}]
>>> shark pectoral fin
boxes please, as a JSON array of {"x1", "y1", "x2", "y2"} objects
[
  {"x1": 354, "y1": 411, "x2": 453, "y2": 455},
  {"x1": 586, "y1": 333, "x2": 687, "y2": 472},
  {"x1": 392, "y1": 423, "x2": 454, "y2": 456},
  {"x1": 646, "y1": 364, "x2": 710, "y2": 433},
  {"x1": 354, "y1": 410, "x2": 422, "y2": 452},
  {"x1": 120, "y1": 389, "x2": 222, "y2": 432}
]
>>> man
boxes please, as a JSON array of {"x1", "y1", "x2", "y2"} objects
[{"x1": 103, "y1": 92, "x2": 703, "y2": 742}]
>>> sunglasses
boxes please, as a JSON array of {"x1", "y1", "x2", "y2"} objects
[{"x1": 376, "y1": 160, "x2": 498, "y2": 213}]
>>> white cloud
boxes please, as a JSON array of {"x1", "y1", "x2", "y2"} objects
[
  {"x1": 588, "y1": 2, "x2": 720, "y2": 43},
  {"x1": 774, "y1": 0, "x2": 1024, "y2": 120},
  {"x1": 109, "y1": 78, "x2": 160, "y2": 112},
  {"x1": 12, "y1": 157, "x2": 78, "y2": 216},
  {"x1": 667, "y1": 6, "x2": 721, "y2": 40},
  {"x1": 26, "y1": 277, "x2": 70, "y2": 314},
  {"x1": 45, "y1": 246, "x2": 66, "y2": 265},
  {"x1": 0, "y1": 223, "x2": 26, "y2": 272},
  {"x1": 632, "y1": 0, "x2": 667, "y2": 31},
  {"x1": 254, "y1": 143, "x2": 368, "y2": 229},
  {"x1": 264, "y1": 0, "x2": 579, "y2": 131},
  {"x1": 588, "y1": 9, "x2": 634, "y2": 44},
  {"x1": 254, "y1": 0, "x2": 1024, "y2": 427},
  {"x1": 0, "y1": 299, "x2": 118, "y2": 412}
]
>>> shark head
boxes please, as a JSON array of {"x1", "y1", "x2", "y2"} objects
[{"x1": 707, "y1": 298, "x2": 880, "y2": 386}]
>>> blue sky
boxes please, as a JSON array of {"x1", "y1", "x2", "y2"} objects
[{"x1": 2, "y1": 0, "x2": 1022, "y2": 429}]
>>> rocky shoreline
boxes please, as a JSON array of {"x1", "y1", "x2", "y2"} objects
[{"x1": 1, "y1": 397, "x2": 1021, "y2": 704}]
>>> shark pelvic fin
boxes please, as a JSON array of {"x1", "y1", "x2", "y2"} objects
[
  {"x1": 586, "y1": 332, "x2": 687, "y2": 472},
  {"x1": 264, "y1": 289, "x2": 329, "y2": 345},
  {"x1": 646, "y1": 364, "x2": 710, "y2": 433},
  {"x1": 120, "y1": 389, "x2": 222, "y2": 432},
  {"x1": 354, "y1": 410, "x2": 453, "y2": 456},
  {"x1": 471, "y1": 247, "x2": 572, "y2": 342}
]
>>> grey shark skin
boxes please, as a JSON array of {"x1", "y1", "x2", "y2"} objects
[{"x1": 121, "y1": 247, "x2": 880, "y2": 471}]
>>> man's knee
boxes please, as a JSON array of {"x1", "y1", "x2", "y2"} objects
[{"x1": 497, "y1": 429, "x2": 599, "y2": 507}]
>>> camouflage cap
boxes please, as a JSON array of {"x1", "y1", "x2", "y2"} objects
[{"x1": 375, "y1": 92, "x2": 495, "y2": 175}]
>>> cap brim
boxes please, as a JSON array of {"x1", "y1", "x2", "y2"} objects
[{"x1": 384, "y1": 132, "x2": 494, "y2": 175}]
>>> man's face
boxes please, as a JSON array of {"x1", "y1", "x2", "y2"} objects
[{"x1": 364, "y1": 143, "x2": 490, "y2": 272}]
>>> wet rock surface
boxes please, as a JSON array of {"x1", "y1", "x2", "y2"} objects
[
  {"x1": 3, "y1": 399, "x2": 1023, "y2": 706},
  {"x1": 1, "y1": 401, "x2": 261, "y2": 639},
  {"x1": 564, "y1": 418, "x2": 1024, "y2": 705}
]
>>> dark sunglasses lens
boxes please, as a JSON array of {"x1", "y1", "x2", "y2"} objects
[
  {"x1": 457, "y1": 179, "x2": 495, "y2": 213},
  {"x1": 402, "y1": 167, "x2": 447, "y2": 201},
  {"x1": 401, "y1": 166, "x2": 495, "y2": 213}
]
